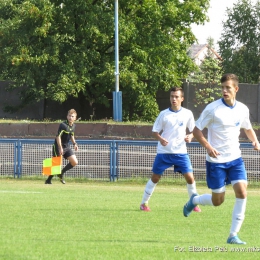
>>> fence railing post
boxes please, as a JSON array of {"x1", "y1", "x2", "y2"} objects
[
  {"x1": 111, "y1": 140, "x2": 118, "y2": 181},
  {"x1": 110, "y1": 141, "x2": 114, "y2": 181},
  {"x1": 15, "y1": 139, "x2": 22, "y2": 178}
]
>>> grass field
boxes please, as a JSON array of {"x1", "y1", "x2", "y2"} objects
[{"x1": 1, "y1": 178, "x2": 260, "y2": 260}]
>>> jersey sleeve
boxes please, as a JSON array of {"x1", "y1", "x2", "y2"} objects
[
  {"x1": 152, "y1": 111, "x2": 164, "y2": 133},
  {"x1": 57, "y1": 123, "x2": 66, "y2": 137},
  {"x1": 241, "y1": 105, "x2": 252, "y2": 130},
  {"x1": 186, "y1": 110, "x2": 195, "y2": 132},
  {"x1": 195, "y1": 105, "x2": 213, "y2": 130}
]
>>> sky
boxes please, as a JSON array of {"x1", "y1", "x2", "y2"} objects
[{"x1": 191, "y1": 0, "x2": 257, "y2": 47}]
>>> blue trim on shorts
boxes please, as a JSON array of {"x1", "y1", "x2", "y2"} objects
[
  {"x1": 152, "y1": 154, "x2": 193, "y2": 175},
  {"x1": 206, "y1": 157, "x2": 247, "y2": 190}
]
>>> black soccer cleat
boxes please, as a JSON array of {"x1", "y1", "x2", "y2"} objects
[{"x1": 45, "y1": 179, "x2": 52, "y2": 184}]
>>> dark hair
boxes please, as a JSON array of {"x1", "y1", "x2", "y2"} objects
[
  {"x1": 220, "y1": 73, "x2": 239, "y2": 86},
  {"x1": 170, "y1": 87, "x2": 184, "y2": 97}
]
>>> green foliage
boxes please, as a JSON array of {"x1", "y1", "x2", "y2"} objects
[
  {"x1": 189, "y1": 38, "x2": 223, "y2": 106},
  {"x1": 218, "y1": 0, "x2": 260, "y2": 83},
  {"x1": 192, "y1": 57, "x2": 223, "y2": 106},
  {"x1": 0, "y1": 0, "x2": 210, "y2": 120}
]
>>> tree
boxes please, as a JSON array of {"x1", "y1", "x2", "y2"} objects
[
  {"x1": 0, "y1": 0, "x2": 210, "y2": 121},
  {"x1": 188, "y1": 37, "x2": 223, "y2": 106},
  {"x1": 218, "y1": 0, "x2": 260, "y2": 83}
]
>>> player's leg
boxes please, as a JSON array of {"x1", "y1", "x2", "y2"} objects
[
  {"x1": 62, "y1": 154, "x2": 78, "y2": 173},
  {"x1": 58, "y1": 148, "x2": 78, "y2": 184},
  {"x1": 140, "y1": 154, "x2": 168, "y2": 211},
  {"x1": 174, "y1": 154, "x2": 201, "y2": 212},
  {"x1": 183, "y1": 161, "x2": 226, "y2": 217},
  {"x1": 184, "y1": 188, "x2": 225, "y2": 217},
  {"x1": 183, "y1": 172, "x2": 201, "y2": 212},
  {"x1": 140, "y1": 173, "x2": 161, "y2": 211},
  {"x1": 227, "y1": 181, "x2": 247, "y2": 244},
  {"x1": 45, "y1": 175, "x2": 53, "y2": 184},
  {"x1": 227, "y1": 158, "x2": 247, "y2": 244}
]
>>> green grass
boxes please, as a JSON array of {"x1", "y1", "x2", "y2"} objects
[{"x1": 1, "y1": 179, "x2": 260, "y2": 260}]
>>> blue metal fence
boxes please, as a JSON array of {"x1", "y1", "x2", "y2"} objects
[
  {"x1": 0, "y1": 139, "x2": 17, "y2": 177},
  {"x1": 0, "y1": 139, "x2": 259, "y2": 182}
]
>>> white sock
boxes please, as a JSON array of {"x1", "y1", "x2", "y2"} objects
[
  {"x1": 187, "y1": 182, "x2": 197, "y2": 198},
  {"x1": 229, "y1": 198, "x2": 247, "y2": 237},
  {"x1": 141, "y1": 179, "x2": 157, "y2": 204},
  {"x1": 193, "y1": 194, "x2": 213, "y2": 206}
]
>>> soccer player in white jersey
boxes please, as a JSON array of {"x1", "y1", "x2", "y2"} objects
[
  {"x1": 140, "y1": 87, "x2": 201, "y2": 213},
  {"x1": 183, "y1": 73, "x2": 260, "y2": 244}
]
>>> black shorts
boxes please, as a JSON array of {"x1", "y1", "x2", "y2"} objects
[{"x1": 52, "y1": 144, "x2": 74, "y2": 159}]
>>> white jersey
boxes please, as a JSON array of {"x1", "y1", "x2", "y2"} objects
[
  {"x1": 152, "y1": 107, "x2": 195, "y2": 154},
  {"x1": 196, "y1": 98, "x2": 252, "y2": 163}
]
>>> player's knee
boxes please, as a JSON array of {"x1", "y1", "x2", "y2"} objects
[
  {"x1": 186, "y1": 177, "x2": 194, "y2": 184},
  {"x1": 71, "y1": 160, "x2": 78, "y2": 167},
  {"x1": 236, "y1": 190, "x2": 247, "y2": 199},
  {"x1": 212, "y1": 197, "x2": 225, "y2": 206},
  {"x1": 212, "y1": 201, "x2": 222, "y2": 206},
  {"x1": 184, "y1": 174, "x2": 194, "y2": 184},
  {"x1": 151, "y1": 174, "x2": 161, "y2": 183}
]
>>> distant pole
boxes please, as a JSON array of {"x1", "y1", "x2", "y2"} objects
[
  {"x1": 113, "y1": 0, "x2": 122, "y2": 121},
  {"x1": 115, "y1": 0, "x2": 119, "y2": 93}
]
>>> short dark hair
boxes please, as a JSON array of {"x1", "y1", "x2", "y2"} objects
[
  {"x1": 170, "y1": 87, "x2": 184, "y2": 97},
  {"x1": 220, "y1": 73, "x2": 239, "y2": 86}
]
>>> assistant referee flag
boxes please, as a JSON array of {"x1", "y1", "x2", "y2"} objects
[{"x1": 42, "y1": 156, "x2": 62, "y2": 175}]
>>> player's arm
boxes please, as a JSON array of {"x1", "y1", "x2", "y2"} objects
[
  {"x1": 152, "y1": 132, "x2": 168, "y2": 146},
  {"x1": 243, "y1": 128, "x2": 260, "y2": 150},
  {"x1": 185, "y1": 111, "x2": 195, "y2": 143},
  {"x1": 56, "y1": 123, "x2": 66, "y2": 155},
  {"x1": 193, "y1": 127, "x2": 220, "y2": 158},
  {"x1": 70, "y1": 135, "x2": 78, "y2": 151},
  {"x1": 56, "y1": 135, "x2": 63, "y2": 155}
]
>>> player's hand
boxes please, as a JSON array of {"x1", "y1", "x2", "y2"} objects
[
  {"x1": 206, "y1": 147, "x2": 220, "y2": 158},
  {"x1": 160, "y1": 138, "x2": 168, "y2": 146},
  {"x1": 74, "y1": 144, "x2": 78, "y2": 151},
  {"x1": 184, "y1": 134, "x2": 193, "y2": 143},
  {"x1": 59, "y1": 148, "x2": 64, "y2": 155},
  {"x1": 252, "y1": 141, "x2": 260, "y2": 151}
]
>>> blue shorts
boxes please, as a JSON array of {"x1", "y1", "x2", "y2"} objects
[
  {"x1": 152, "y1": 154, "x2": 193, "y2": 175},
  {"x1": 206, "y1": 157, "x2": 247, "y2": 189}
]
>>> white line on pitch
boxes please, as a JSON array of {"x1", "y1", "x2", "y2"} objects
[{"x1": 0, "y1": 190, "x2": 43, "y2": 194}]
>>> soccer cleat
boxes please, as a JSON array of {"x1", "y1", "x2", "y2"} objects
[
  {"x1": 227, "y1": 235, "x2": 246, "y2": 245},
  {"x1": 60, "y1": 178, "x2": 66, "y2": 184},
  {"x1": 183, "y1": 193, "x2": 198, "y2": 217},
  {"x1": 193, "y1": 205, "x2": 201, "y2": 212},
  {"x1": 45, "y1": 179, "x2": 52, "y2": 184},
  {"x1": 58, "y1": 174, "x2": 66, "y2": 184},
  {"x1": 140, "y1": 203, "x2": 151, "y2": 212}
]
